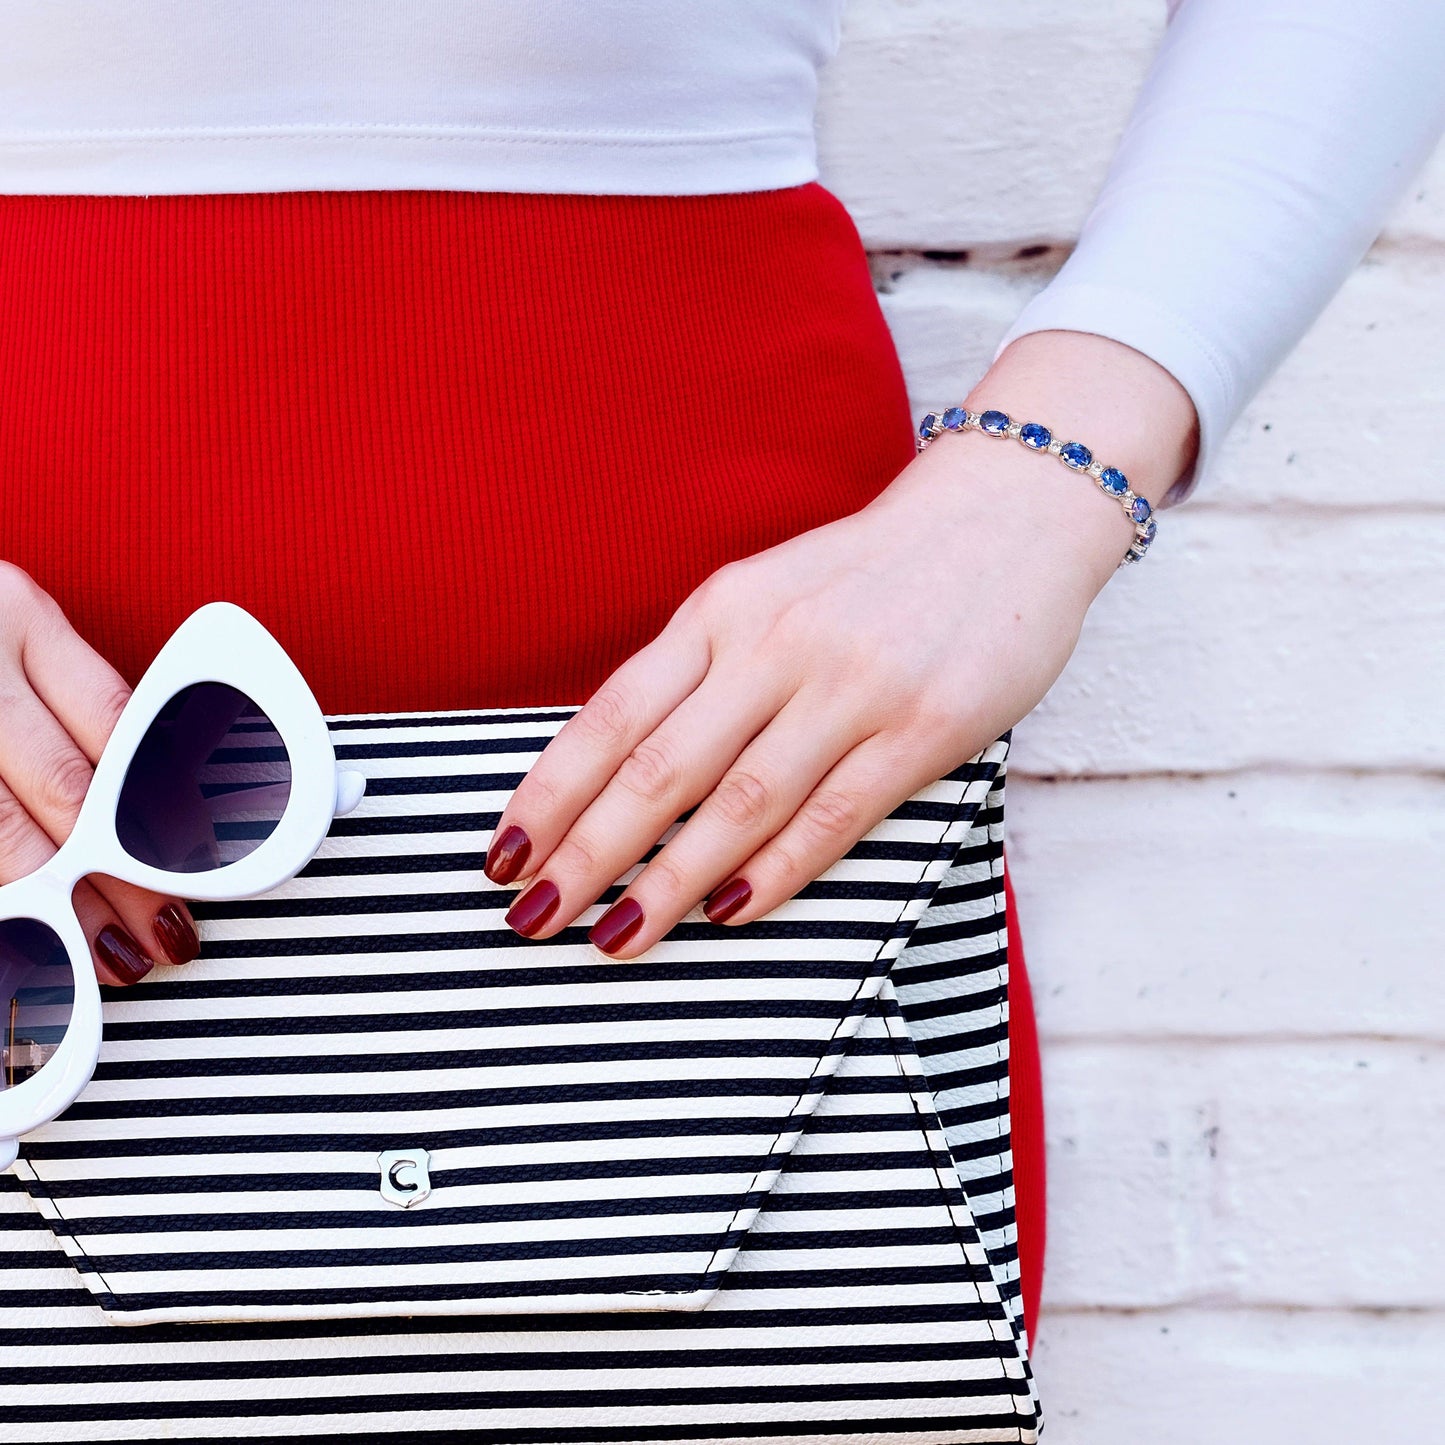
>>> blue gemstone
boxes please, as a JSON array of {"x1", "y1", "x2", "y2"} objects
[
  {"x1": 919, "y1": 413, "x2": 939, "y2": 437},
  {"x1": 1059, "y1": 441, "x2": 1092, "y2": 469},
  {"x1": 941, "y1": 406, "x2": 968, "y2": 429},
  {"x1": 1099, "y1": 467, "x2": 1128, "y2": 495},
  {"x1": 979, "y1": 409, "x2": 1011, "y2": 435},
  {"x1": 1019, "y1": 422, "x2": 1051, "y2": 449},
  {"x1": 1142, "y1": 519, "x2": 1158, "y2": 542},
  {"x1": 1130, "y1": 496, "x2": 1152, "y2": 523}
]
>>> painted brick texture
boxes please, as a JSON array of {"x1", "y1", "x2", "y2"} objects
[{"x1": 817, "y1": 3, "x2": 1445, "y2": 1439}]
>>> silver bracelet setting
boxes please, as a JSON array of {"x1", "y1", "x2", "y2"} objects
[{"x1": 916, "y1": 407, "x2": 1157, "y2": 566}]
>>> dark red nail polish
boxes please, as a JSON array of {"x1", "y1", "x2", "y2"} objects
[
  {"x1": 485, "y1": 824, "x2": 532, "y2": 884},
  {"x1": 152, "y1": 902, "x2": 200, "y2": 965},
  {"x1": 704, "y1": 878, "x2": 751, "y2": 923},
  {"x1": 505, "y1": 878, "x2": 560, "y2": 937},
  {"x1": 96, "y1": 924, "x2": 154, "y2": 985},
  {"x1": 589, "y1": 897, "x2": 645, "y2": 955}
]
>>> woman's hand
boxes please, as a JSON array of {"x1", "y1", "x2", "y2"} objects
[
  {"x1": 0, "y1": 564, "x2": 200, "y2": 985},
  {"x1": 485, "y1": 330, "x2": 1199, "y2": 958}
]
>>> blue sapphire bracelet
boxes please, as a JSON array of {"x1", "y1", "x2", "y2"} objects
[{"x1": 915, "y1": 407, "x2": 1157, "y2": 565}]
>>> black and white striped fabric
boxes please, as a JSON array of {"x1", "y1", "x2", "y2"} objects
[{"x1": 2, "y1": 707, "x2": 1039, "y2": 1442}]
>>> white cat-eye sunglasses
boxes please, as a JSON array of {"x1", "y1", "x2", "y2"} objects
[{"x1": 0, "y1": 601, "x2": 367, "y2": 1167}]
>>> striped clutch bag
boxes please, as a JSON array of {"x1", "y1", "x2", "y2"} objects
[{"x1": 5, "y1": 706, "x2": 1039, "y2": 1443}]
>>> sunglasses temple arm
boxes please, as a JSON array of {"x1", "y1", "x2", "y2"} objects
[
  {"x1": 334, "y1": 766, "x2": 367, "y2": 818},
  {"x1": 195, "y1": 768, "x2": 365, "y2": 824}
]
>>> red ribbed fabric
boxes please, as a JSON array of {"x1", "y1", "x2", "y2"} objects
[
  {"x1": 0, "y1": 185, "x2": 1043, "y2": 1334},
  {"x1": 1003, "y1": 861, "x2": 1045, "y2": 1335}
]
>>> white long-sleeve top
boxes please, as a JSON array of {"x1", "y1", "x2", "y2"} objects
[{"x1": 1, "y1": 0, "x2": 1441, "y2": 506}]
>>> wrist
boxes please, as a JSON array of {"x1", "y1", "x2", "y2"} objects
[
  {"x1": 969, "y1": 329, "x2": 1200, "y2": 509},
  {"x1": 895, "y1": 328, "x2": 1198, "y2": 590},
  {"x1": 901, "y1": 428, "x2": 1139, "y2": 599}
]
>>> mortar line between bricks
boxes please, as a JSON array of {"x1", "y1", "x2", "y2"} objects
[
  {"x1": 865, "y1": 237, "x2": 1445, "y2": 267},
  {"x1": 1013, "y1": 764, "x2": 1445, "y2": 784}
]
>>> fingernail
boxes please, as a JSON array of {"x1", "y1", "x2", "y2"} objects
[
  {"x1": 505, "y1": 878, "x2": 560, "y2": 937},
  {"x1": 589, "y1": 897, "x2": 645, "y2": 955},
  {"x1": 703, "y1": 878, "x2": 751, "y2": 923},
  {"x1": 96, "y1": 924, "x2": 155, "y2": 985},
  {"x1": 152, "y1": 901, "x2": 200, "y2": 965},
  {"x1": 485, "y1": 824, "x2": 532, "y2": 885}
]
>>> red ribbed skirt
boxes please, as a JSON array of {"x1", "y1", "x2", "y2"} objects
[{"x1": 0, "y1": 185, "x2": 1045, "y2": 1335}]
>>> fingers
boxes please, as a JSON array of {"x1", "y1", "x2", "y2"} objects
[
  {"x1": 0, "y1": 711, "x2": 199, "y2": 980},
  {"x1": 13, "y1": 678, "x2": 205, "y2": 967},
  {"x1": 498, "y1": 663, "x2": 807, "y2": 941},
  {"x1": 70, "y1": 877, "x2": 163, "y2": 988},
  {"x1": 499, "y1": 667, "x2": 902, "y2": 954},
  {"x1": 696, "y1": 733, "x2": 944, "y2": 926},
  {"x1": 0, "y1": 767, "x2": 158, "y2": 988},
  {"x1": 596, "y1": 727, "x2": 950, "y2": 960},
  {"x1": 483, "y1": 614, "x2": 714, "y2": 890},
  {"x1": 0, "y1": 564, "x2": 200, "y2": 983},
  {"x1": 18, "y1": 579, "x2": 135, "y2": 763}
]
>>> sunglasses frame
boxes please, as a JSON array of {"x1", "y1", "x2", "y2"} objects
[{"x1": 0, "y1": 600, "x2": 367, "y2": 1167}]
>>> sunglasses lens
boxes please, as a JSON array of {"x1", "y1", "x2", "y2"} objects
[
  {"x1": 0, "y1": 919, "x2": 73, "y2": 1091},
  {"x1": 115, "y1": 682, "x2": 294, "y2": 874}
]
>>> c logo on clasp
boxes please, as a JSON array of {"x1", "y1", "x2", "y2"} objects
[{"x1": 378, "y1": 1147, "x2": 432, "y2": 1208}]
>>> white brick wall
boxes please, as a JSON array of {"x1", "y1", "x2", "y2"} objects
[{"x1": 817, "y1": 3, "x2": 1445, "y2": 1439}]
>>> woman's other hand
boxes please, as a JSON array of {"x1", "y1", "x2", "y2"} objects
[
  {"x1": 0, "y1": 564, "x2": 200, "y2": 984},
  {"x1": 485, "y1": 329, "x2": 1199, "y2": 957}
]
